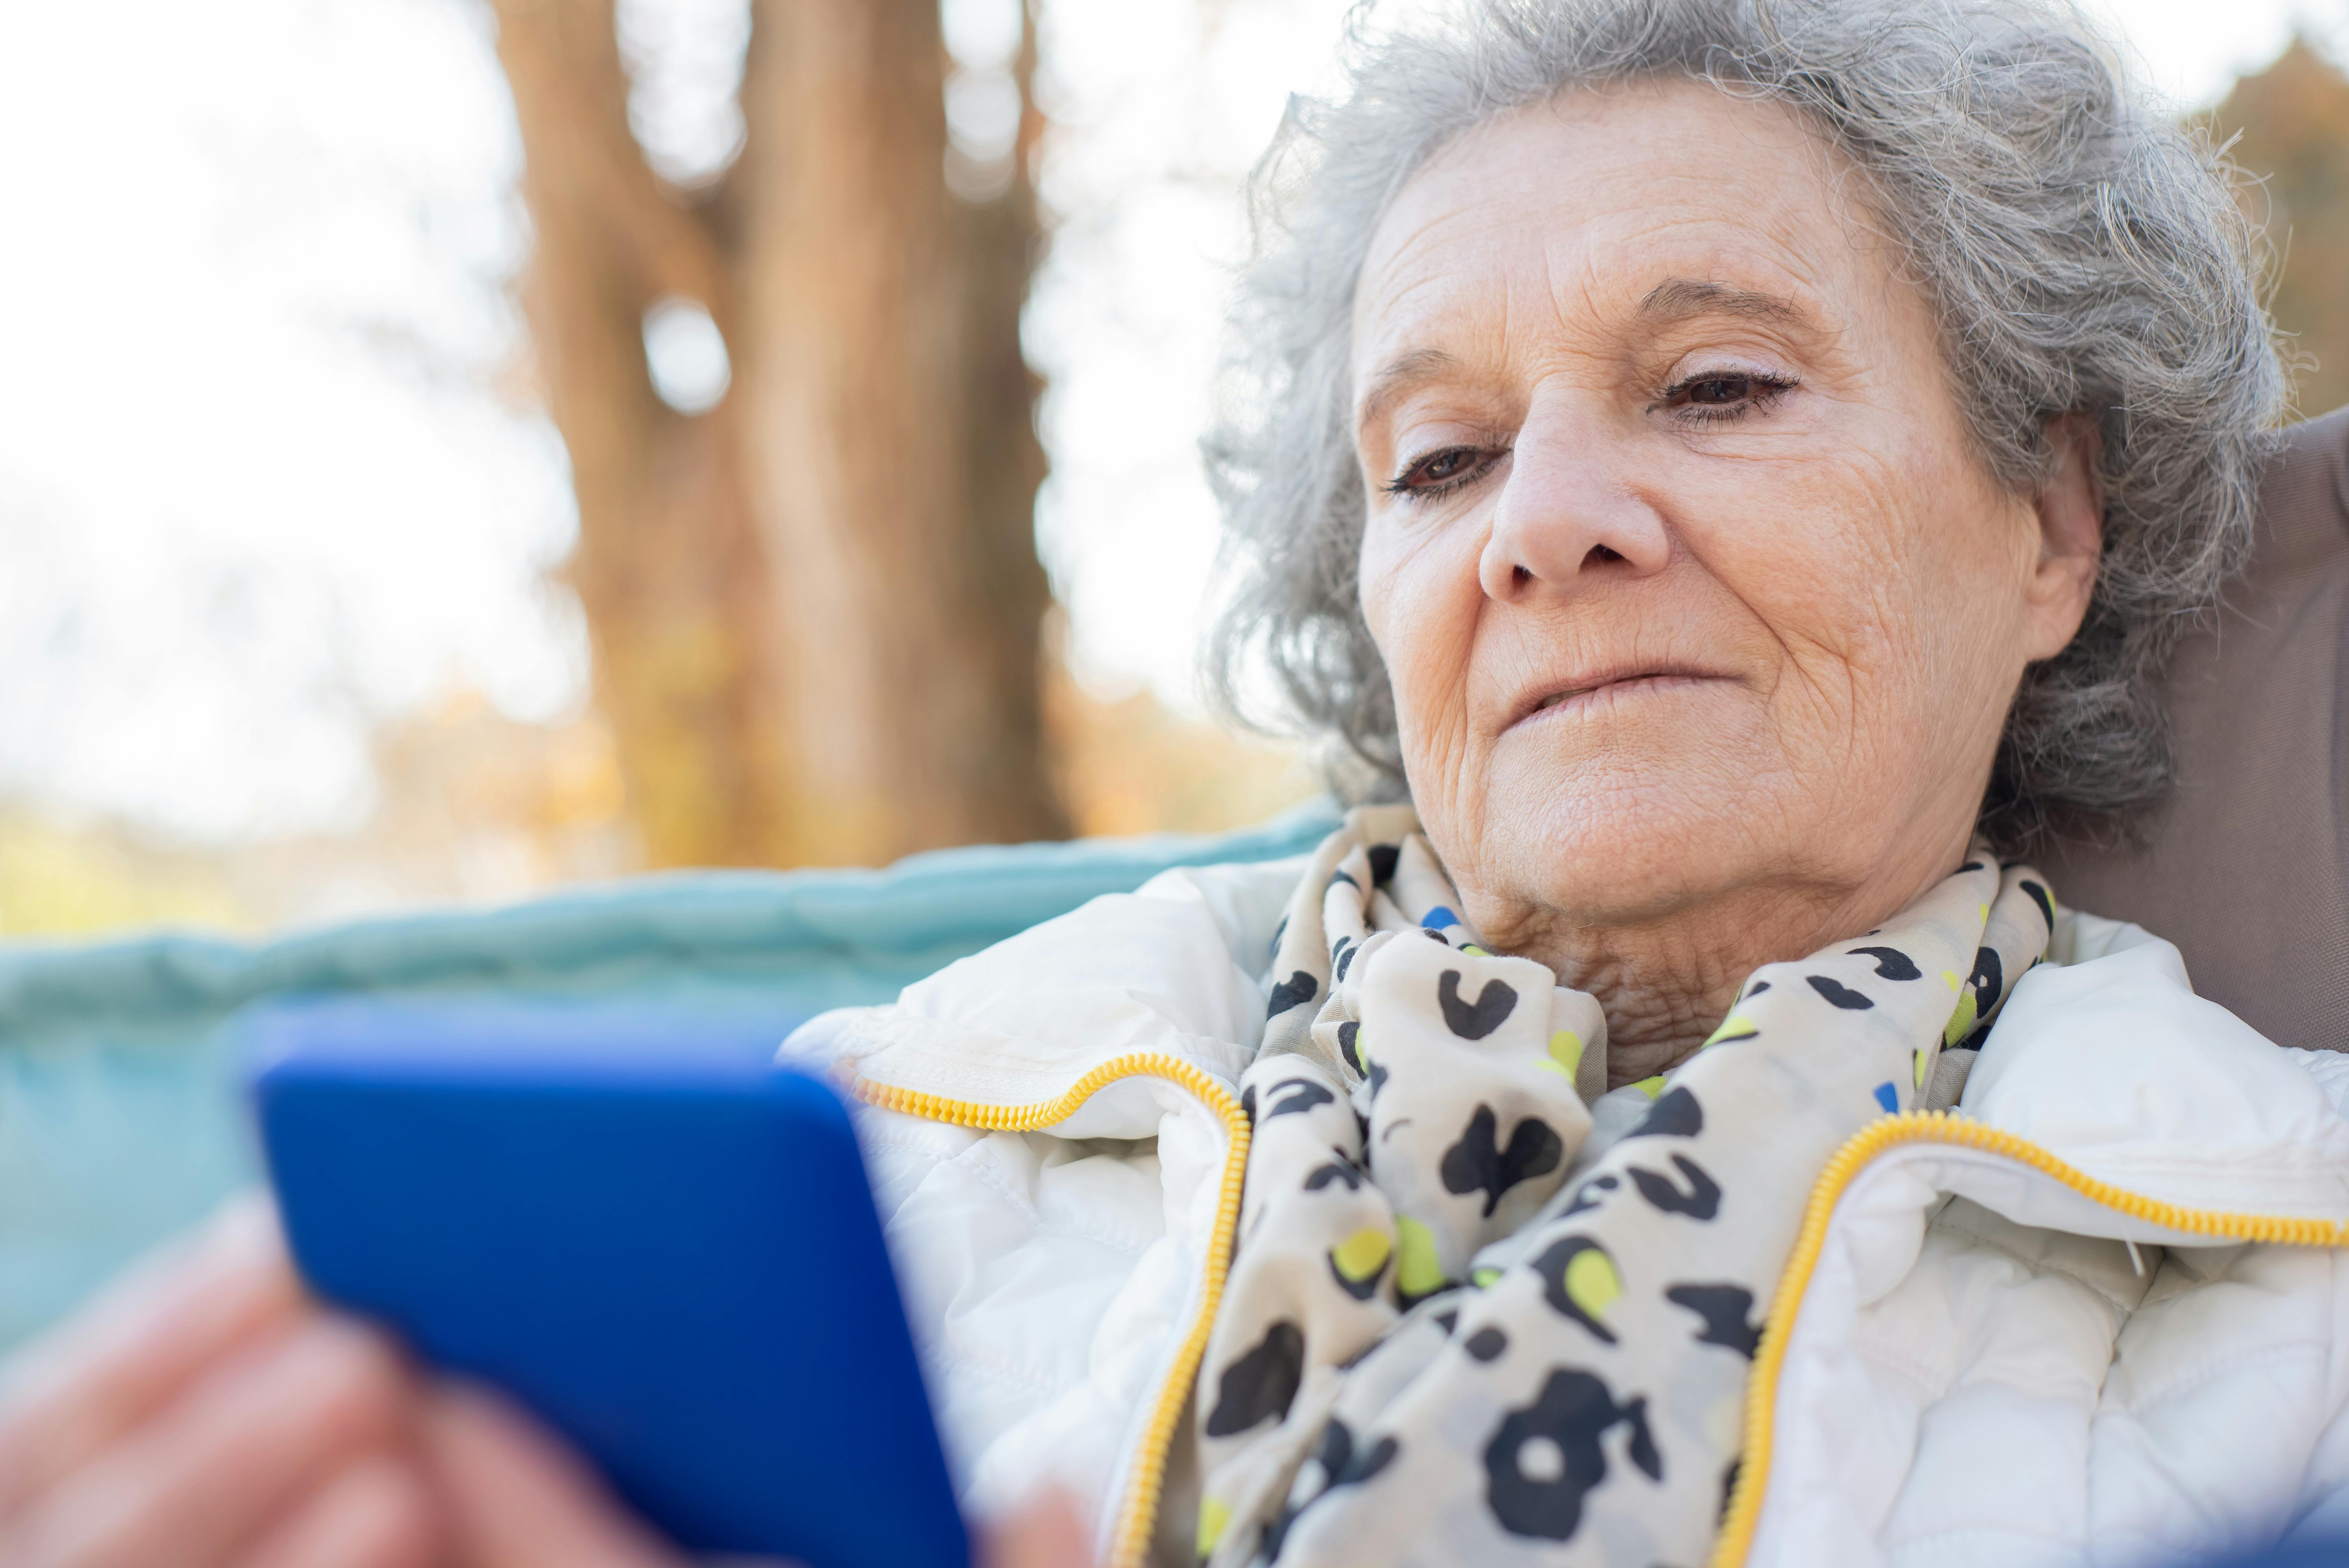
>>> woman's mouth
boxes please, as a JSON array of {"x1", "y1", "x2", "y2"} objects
[{"x1": 1513, "y1": 668, "x2": 1727, "y2": 728}]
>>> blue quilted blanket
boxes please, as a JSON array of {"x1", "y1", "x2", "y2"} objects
[{"x1": 0, "y1": 803, "x2": 1337, "y2": 1350}]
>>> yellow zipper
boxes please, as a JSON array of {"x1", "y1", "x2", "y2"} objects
[
  {"x1": 853, "y1": 1053, "x2": 1252, "y2": 1568},
  {"x1": 1711, "y1": 1109, "x2": 2349, "y2": 1568}
]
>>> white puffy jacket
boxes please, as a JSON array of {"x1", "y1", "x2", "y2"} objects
[{"x1": 781, "y1": 855, "x2": 2349, "y2": 1568}]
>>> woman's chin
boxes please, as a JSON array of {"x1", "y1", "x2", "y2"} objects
[
  {"x1": 1468, "y1": 741, "x2": 1801, "y2": 915},
  {"x1": 1486, "y1": 685, "x2": 1778, "y2": 817}
]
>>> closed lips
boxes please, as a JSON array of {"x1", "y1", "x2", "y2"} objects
[{"x1": 1510, "y1": 668, "x2": 1727, "y2": 727}]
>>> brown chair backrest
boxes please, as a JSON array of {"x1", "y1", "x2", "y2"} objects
[{"x1": 2038, "y1": 406, "x2": 2349, "y2": 1049}]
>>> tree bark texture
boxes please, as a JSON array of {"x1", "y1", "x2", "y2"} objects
[{"x1": 489, "y1": 0, "x2": 1066, "y2": 868}]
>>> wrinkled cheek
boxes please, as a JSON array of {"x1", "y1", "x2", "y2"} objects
[
  {"x1": 1365, "y1": 574, "x2": 1481, "y2": 807},
  {"x1": 1717, "y1": 487, "x2": 1912, "y2": 686},
  {"x1": 1756, "y1": 614, "x2": 1892, "y2": 789},
  {"x1": 1381, "y1": 629, "x2": 1475, "y2": 821},
  {"x1": 1761, "y1": 569, "x2": 1941, "y2": 799}
]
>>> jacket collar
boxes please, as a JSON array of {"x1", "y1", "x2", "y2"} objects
[{"x1": 1964, "y1": 911, "x2": 2349, "y2": 1219}]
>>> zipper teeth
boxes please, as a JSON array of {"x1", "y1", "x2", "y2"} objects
[
  {"x1": 1710, "y1": 1109, "x2": 2349, "y2": 1568},
  {"x1": 853, "y1": 1053, "x2": 1252, "y2": 1568}
]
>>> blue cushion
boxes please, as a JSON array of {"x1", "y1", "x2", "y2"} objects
[{"x1": 0, "y1": 802, "x2": 1337, "y2": 1351}]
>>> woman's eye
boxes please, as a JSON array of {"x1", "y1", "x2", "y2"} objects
[
  {"x1": 1656, "y1": 369, "x2": 1797, "y2": 422},
  {"x1": 1385, "y1": 444, "x2": 1499, "y2": 499}
]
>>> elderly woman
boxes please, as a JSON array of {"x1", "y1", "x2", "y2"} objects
[{"x1": 7, "y1": 0, "x2": 2348, "y2": 1566}]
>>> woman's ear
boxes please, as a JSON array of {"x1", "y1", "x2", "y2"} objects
[{"x1": 2020, "y1": 412, "x2": 2105, "y2": 661}]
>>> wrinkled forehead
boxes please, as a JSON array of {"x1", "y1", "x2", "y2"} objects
[{"x1": 1349, "y1": 79, "x2": 1897, "y2": 394}]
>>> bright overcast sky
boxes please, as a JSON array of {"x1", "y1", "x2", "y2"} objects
[{"x1": 0, "y1": 0, "x2": 2340, "y2": 843}]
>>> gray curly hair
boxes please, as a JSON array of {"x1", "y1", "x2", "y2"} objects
[{"x1": 1203, "y1": 0, "x2": 2288, "y2": 851}]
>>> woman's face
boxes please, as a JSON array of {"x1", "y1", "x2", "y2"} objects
[{"x1": 1353, "y1": 80, "x2": 2101, "y2": 948}]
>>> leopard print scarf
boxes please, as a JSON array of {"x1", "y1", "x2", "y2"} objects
[{"x1": 1192, "y1": 807, "x2": 2054, "y2": 1567}]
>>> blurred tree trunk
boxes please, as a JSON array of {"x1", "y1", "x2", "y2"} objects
[
  {"x1": 489, "y1": 0, "x2": 1066, "y2": 868},
  {"x1": 2210, "y1": 36, "x2": 2349, "y2": 419}
]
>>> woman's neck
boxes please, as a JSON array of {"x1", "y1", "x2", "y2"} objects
[{"x1": 1469, "y1": 854, "x2": 1960, "y2": 1090}]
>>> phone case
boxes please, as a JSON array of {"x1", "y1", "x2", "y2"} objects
[{"x1": 245, "y1": 998, "x2": 967, "y2": 1568}]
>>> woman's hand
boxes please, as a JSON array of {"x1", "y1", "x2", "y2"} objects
[
  {"x1": 0, "y1": 1198, "x2": 677, "y2": 1568},
  {"x1": 0, "y1": 1199, "x2": 1091, "y2": 1568},
  {"x1": 0, "y1": 1196, "x2": 431, "y2": 1567},
  {"x1": 415, "y1": 1384, "x2": 688, "y2": 1568}
]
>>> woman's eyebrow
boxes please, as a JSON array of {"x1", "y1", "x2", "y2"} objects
[
  {"x1": 1355, "y1": 282, "x2": 1812, "y2": 437},
  {"x1": 1355, "y1": 347, "x2": 1459, "y2": 435},
  {"x1": 1637, "y1": 277, "x2": 1804, "y2": 325}
]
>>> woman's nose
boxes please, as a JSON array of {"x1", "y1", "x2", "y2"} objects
[{"x1": 1476, "y1": 407, "x2": 1671, "y2": 602}]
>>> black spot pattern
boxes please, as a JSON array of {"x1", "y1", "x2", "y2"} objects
[
  {"x1": 1366, "y1": 1058, "x2": 1391, "y2": 1099},
  {"x1": 1627, "y1": 1154, "x2": 1722, "y2": 1220},
  {"x1": 1623, "y1": 1086, "x2": 1703, "y2": 1139},
  {"x1": 1328, "y1": 868, "x2": 1360, "y2": 891},
  {"x1": 1267, "y1": 970, "x2": 1319, "y2": 1018},
  {"x1": 1239, "y1": 1084, "x2": 1257, "y2": 1128},
  {"x1": 1204, "y1": 1319, "x2": 1305, "y2": 1438},
  {"x1": 1969, "y1": 945, "x2": 2005, "y2": 1012},
  {"x1": 1560, "y1": 1173, "x2": 1618, "y2": 1219},
  {"x1": 1326, "y1": 1420, "x2": 1401, "y2": 1485},
  {"x1": 1367, "y1": 844, "x2": 1399, "y2": 886},
  {"x1": 1304, "y1": 1150, "x2": 1364, "y2": 1192},
  {"x1": 1664, "y1": 1283, "x2": 1762, "y2": 1358},
  {"x1": 1334, "y1": 939, "x2": 1362, "y2": 984},
  {"x1": 1483, "y1": 1369, "x2": 1661, "y2": 1541},
  {"x1": 1264, "y1": 1419, "x2": 1400, "y2": 1561},
  {"x1": 1437, "y1": 970, "x2": 1518, "y2": 1039},
  {"x1": 1529, "y1": 1235, "x2": 1619, "y2": 1345},
  {"x1": 1464, "y1": 1326, "x2": 1508, "y2": 1361},
  {"x1": 1440, "y1": 1104, "x2": 1565, "y2": 1217},
  {"x1": 1336, "y1": 1020, "x2": 1363, "y2": 1074},
  {"x1": 2021, "y1": 879, "x2": 2054, "y2": 930},
  {"x1": 1806, "y1": 975, "x2": 1875, "y2": 1010},
  {"x1": 1265, "y1": 1078, "x2": 1336, "y2": 1121},
  {"x1": 1848, "y1": 946, "x2": 1921, "y2": 981}
]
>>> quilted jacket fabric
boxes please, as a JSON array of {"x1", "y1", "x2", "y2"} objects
[{"x1": 786, "y1": 856, "x2": 2349, "y2": 1568}]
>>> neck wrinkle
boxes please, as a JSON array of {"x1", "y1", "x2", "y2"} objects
[{"x1": 1476, "y1": 868, "x2": 1955, "y2": 1091}]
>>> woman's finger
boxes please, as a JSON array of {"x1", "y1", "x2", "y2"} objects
[
  {"x1": 979, "y1": 1488, "x2": 1093, "y2": 1568},
  {"x1": 236, "y1": 1452, "x2": 445, "y2": 1568},
  {"x1": 4, "y1": 1314, "x2": 416, "y2": 1568},
  {"x1": 0, "y1": 1196, "x2": 303, "y2": 1516},
  {"x1": 418, "y1": 1381, "x2": 683, "y2": 1568}
]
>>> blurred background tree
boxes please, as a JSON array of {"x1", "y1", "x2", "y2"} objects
[
  {"x1": 492, "y1": 0, "x2": 1065, "y2": 869},
  {"x1": 2206, "y1": 33, "x2": 2349, "y2": 417}
]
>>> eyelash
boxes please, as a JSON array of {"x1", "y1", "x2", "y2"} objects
[
  {"x1": 1382, "y1": 444, "x2": 1507, "y2": 503},
  {"x1": 1381, "y1": 369, "x2": 1800, "y2": 503},
  {"x1": 1649, "y1": 369, "x2": 1800, "y2": 424}
]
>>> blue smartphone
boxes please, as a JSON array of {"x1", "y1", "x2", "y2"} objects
[{"x1": 242, "y1": 998, "x2": 967, "y2": 1568}]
